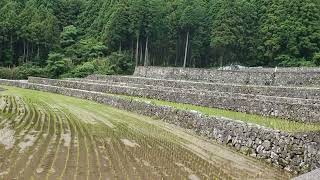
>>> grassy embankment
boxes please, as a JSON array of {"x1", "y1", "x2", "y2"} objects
[{"x1": 112, "y1": 94, "x2": 320, "y2": 133}]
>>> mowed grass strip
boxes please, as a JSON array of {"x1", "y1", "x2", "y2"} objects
[{"x1": 111, "y1": 94, "x2": 320, "y2": 133}]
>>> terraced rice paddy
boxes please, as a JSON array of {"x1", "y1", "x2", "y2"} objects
[{"x1": 0, "y1": 86, "x2": 292, "y2": 179}]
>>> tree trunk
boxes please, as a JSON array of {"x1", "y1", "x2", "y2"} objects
[
  {"x1": 10, "y1": 34, "x2": 14, "y2": 65},
  {"x1": 140, "y1": 42, "x2": 143, "y2": 65},
  {"x1": 135, "y1": 35, "x2": 139, "y2": 66},
  {"x1": 26, "y1": 42, "x2": 29, "y2": 63},
  {"x1": 131, "y1": 39, "x2": 134, "y2": 60},
  {"x1": 175, "y1": 39, "x2": 179, "y2": 66},
  {"x1": 183, "y1": 31, "x2": 189, "y2": 68},
  {"x1": 23, "y1": 40, "x2": 26, "y2": 63},
  {"x1": 144, "y1": 36, "x2": 149, "y2": 66},
  {"x1": 119, "y1": 41, "x2": 122, "y2": 53},
  {"x1": 37, "y1": 44, "x2": 40, "y2": 59},
  {"x1": 10, "y1": 34, "x2": 13, "y2": 53},
  {"x1": 219, "y1": 49, "x2": 224, "y2": 67}
]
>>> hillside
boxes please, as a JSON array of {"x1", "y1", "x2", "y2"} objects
[{"x1": 0, "y1": 0, "x2": 319, "y2": 79}]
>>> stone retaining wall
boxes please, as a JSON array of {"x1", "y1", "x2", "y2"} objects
[
  {"x1": 133, "y1": 66, "x2": 320, "y2": 86},
  {"x1": 85, "y1": 75, "x2": 320, "y2": 100},
  {"x1": 0, "y1": 79, "x2": 319, "y2": 174},
  {"x1": 28, "y1": 77, "x2": 320, "y2": 123}
]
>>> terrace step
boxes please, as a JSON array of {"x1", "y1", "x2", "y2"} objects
[
  {"x1": 132, "y1": 66, "x2": 320, "y2": 87},
  {"x1": 28, "y1": 77, "x2": 320, "y2": 123},
  {"x1": 0, "y1": 79, "x2": 319, "y2": 176},
  {"x1": 82, "y1": 75, "x2": 320, "y2": 100}
]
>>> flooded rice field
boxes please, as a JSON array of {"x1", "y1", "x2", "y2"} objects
[{"x1": 0, "y1": 86, "x2": 292, "y2": 179}]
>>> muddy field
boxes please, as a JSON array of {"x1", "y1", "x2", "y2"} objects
[{"x1": 0, "y1": 86, "x2": 292, "y2": 180}]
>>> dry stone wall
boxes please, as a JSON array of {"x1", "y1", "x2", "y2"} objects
[
  {"x1": 86, "y1": 75, "x2": 320, "y2": 100},
  {"x1": 0, "y1": 79, "x2": 319, "y2": 174},
  {"x1": 133, "y1": 66, "x2": 320, "y2": 87},
  {"x1": 28, "y1": 77, "x2": 320, "y2": 123}
]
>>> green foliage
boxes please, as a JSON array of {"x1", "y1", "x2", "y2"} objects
[
  {"x1": 67, "y1": 38, "x2": 107, "y2": 64},
  {"x1": 60, "y1": 25, "x2": 78, "y2": 48},
  {"x1": 277, "y1": 55, "x2": 315, "y2": 67},
  {"x1": 313, "y1": 53, "x2": 320, "y2": 66},
  {"x1": 16, "y1": 64, "x2": 48, "y2": 79},
  {"x1": 0, "y1": 67, "x2": 19, "y2": 79},
  {"x1": 1, "y1": 0, "x2": 320, "y2": 78},
  {"x1": 107, "y1": 52, "x2": 134, "y2": 75},
  {"x1": 0, "y1": 65, "x2": 47, "y2": 80},
  {"x1": 258, "y1": 0, "x2": 320, "y2": 66},
  {"x1": 62, "y1": 52, "x2": 134, "y2": 78},
  {"x1": 66, "y1": 61, "x2": 95, "y2": 78}
]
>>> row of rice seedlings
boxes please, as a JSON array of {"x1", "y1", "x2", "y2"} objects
[
  {"x1": 122, "y1": 112, "x2": 278, "y2": 179},
  {"x1": 84, "y1": 102, "x2": 228, "y2": 179},
  {"x1": 15, "y1": 104, "x2": 46, "y2": 179},
  {"x1": 0, "y1": 87, "x2": 291, "y2": 179},
  {"x1": 99, "y1": 107, "x2": 231, "y2": 179},
  {"x1": 79, "y1": 112, "x2": 148, "y2": 179},
  {"x1": 100, "y1": 110, "x2": 190, "y2": 175},
  {"x1": 0, "y1": 96, "x2": 17, "y2": 117},
  {"x1": 0, "y1": 97, "x2": 36, "y2": 178},
  {"x1": 0, "y1": 96, "x2": 17, "y2": 127},
  {"x1": 114, "y1": 128, "x2": 154, "y2": 179},
  {"x1": 54, "y1": 110, "x2": 80, "y2": 180},
  {"x1": 95, "y1": 137, "x2": 117, "y2": 179},
  {"x1": 105, "y1": 134, "x2": 131, "y2": 179},
  {"x1": 32, "y1": 103, "x2": 62, "y2": 180},
  {"x1": 96, "y1": 111, "x2": 188, "y2": 178},
  {"x1": 45, "y1": 104, "x2": 66, "y2": 180},
  {"x1": 48, "y1": 108, "x2": 73, "y2": 180},
  {"x1": 66, "y1": 110, "x2": 90, "y2": 180},
  {"x1": 83, "y1": 118, "x2": 132, "y2": 179},
  {"x1": 4, "y1": 96, "x2": 13, "y2": 114},
  {"x1": 7, "y1": 99, "x2": 45, "y2": 178},
  {"x1": 13, "y1": 97, "x2": 30, "y2": 128},
  {"x1": 0, "y1": 97, "x2": 32, "y2": 163},
  {"x1": 111, "y1": 119, "x2": 170, "y2": 177},
  {"x1": 115, "y1": 128, "x2": 166, "y2": 178},
  {"x1": 28, "y1": 103, "x2": 55, "y2": 179},
  {"x1": 0, "y1": 96, "x2": 6, "y2": 110},
  {"x1": 92, "y1": 124, "x2": 127, "y2": 179},
  {"x1": 26, "y1": 103, "x2": 55, "y2": 178},
  {"x1": 75, "y1": 116, "x2": 103, "y2": 180},
  {"x1": 83, "y1": 106, "x2": 190, "y2": 178},
  {"x1": 124, "y1": 131, "x2": 191, "y2": 178}
]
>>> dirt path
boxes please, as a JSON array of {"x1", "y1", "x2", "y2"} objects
[{"x1": 0, "y1": 86, "x2": 292, "y2": 179}]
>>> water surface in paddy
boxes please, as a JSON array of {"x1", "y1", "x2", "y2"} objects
[{"x1": 0, "y1": 86, "x2": 292, "y2": 179}]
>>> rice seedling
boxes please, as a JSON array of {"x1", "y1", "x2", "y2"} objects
[{"x1": 0, "y1": 86, "x2": 292, "y2": 179}]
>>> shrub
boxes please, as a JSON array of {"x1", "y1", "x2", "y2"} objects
[
  {"x1": 0, "y1": 67, "x2": 18, "y2": 79},
  {"x1": 46, "y1": 53, "x2": 72, "y2": 78},
  {"x1": 69, "y1": 61, "x2": 95, "y2": 78},
  {"x1": 107, "y1": 52, "x2": 134, "y2": 75},
  {"x1": 67, "y1": 38, "x2": 107, "y2": 65},
  {"x1": 0, "y1": 65, "x2": 47, "y2": 80},
  {"x1": 16, "y1": 65, "x2": 48, "y2": 79},
  {"x1": 61, "y1": 52, "x2": 134, "y2": 78},
  {"x1": 313, "y1": 53, "x2": 320, "y2": 66},
  {"x1": 277, "y1": 55, "x2": 315, "y2": 67}
]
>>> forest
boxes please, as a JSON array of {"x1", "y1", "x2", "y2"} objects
[{"x1": 0, "y1": 0, "x2": 319, "y2": 79}]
